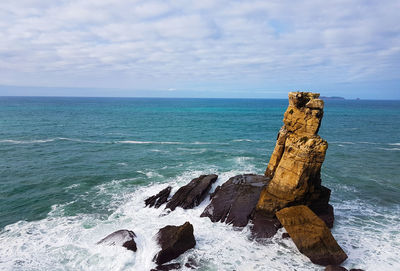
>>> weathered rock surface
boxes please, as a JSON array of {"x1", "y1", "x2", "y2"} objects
[
  {"x1": 276, "y1": 205, "x2": 347, "y2": 266},
  {"x1": 154, "y1": 222, "x2": 196, "y2": 265},
  {"x1": 258, "y1": 92, "x2": 329, "y2": 215},
  {"x1": 145, "y1": 186, "x2": 172, "y2": 208},
  {"x1": 166, "y1": 174, "x2": 218, "y2": 211},
  {"x1": 325, "y1": 266, "x2": 348, "y2": 271},
  {"x1": 201, "y1": 174, "x2": 270, "y2": 227},
  {"x1": 96, "y1": 229, "x2": 137, "y2": 252}
]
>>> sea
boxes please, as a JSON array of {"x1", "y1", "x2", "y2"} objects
[{"x1": 0, "y1": 97, "x2": 399, "y2": 271}]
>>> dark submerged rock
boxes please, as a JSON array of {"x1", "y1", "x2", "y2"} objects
[
  {"x1": 145, "y1": 186, "x2": 172, "y2": 208},
  {"x1": 96, "y1": 229, "x2": 137, "y2": 252},
  {"x1": 166, "y1": 174, "x2": 218, "y2": 211},
  {"x1": 250, "y1": 209, "x2": 281, "y2": 238},
  {"x1": 325, "y1": 265, "x2": 348, "y2": 271},
  {"x1": 201, "y1": 174, "x2": 270, "y2": 227},
  {"x1": 150, "y1": 263, "x2": 181, "y2": 271},
  {"x1": 154, "y1": 221, "x2": 196, "y2": 265},
  {"x1": 307, "y1": 185, "x2": 335, "y2": 228}
]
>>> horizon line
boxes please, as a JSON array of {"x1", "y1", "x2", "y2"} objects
[{"x1": 0, "y1": 95, "x2": 398, "y2": 101}]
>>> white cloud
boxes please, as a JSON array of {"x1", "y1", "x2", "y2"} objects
[{"x1": 0, "y1": 0, "x2": 399, "y2": 96}]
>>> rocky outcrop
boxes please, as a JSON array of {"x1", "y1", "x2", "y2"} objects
[
  {"x1": 255, "y1": 92, "x2": 333, "y2": 228},
  {"x1": 166, "y1": 174, "x2": 218, "y2": 211},
  {"x1": 97, "y1": 229, "x2": 137, "y2": 252},
  {"x1": 145, "y1": 186, "x2": 172, "y2": 208},
  {"x1": 154, "y1": 222, "x2": 196, "y2": 265},
  {"x1": 276, "y1": 205, "x2": 347, "y2": 266},
  {"x1": 201, "y1": 174, "x2": 270, "y2": 227}
]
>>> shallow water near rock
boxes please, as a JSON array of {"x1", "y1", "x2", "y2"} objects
[{"x1": 0, "y1": 97, "x2": 399, "y2": 270}]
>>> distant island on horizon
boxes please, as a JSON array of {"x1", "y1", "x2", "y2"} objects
[{"x1": 320, "y1": 96, "x2": 346, "y2": 100}]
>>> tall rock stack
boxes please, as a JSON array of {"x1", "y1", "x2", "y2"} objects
[
  {"x1": 252, "y1": 92, "x2": 347, "y2": 266},
  {"x1": 257, "y1": 92, "x2": 328, "y2": 213},
  {"x1": 252, "y1": 92, "x2": 334, "y2": 237}
]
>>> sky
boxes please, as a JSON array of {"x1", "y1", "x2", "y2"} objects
[{"x1": 0, "y1": 0, "x2": 399, "y2": 99}]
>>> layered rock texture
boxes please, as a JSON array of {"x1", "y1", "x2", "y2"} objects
[
  {"x1": 154, "y1": 222, "x2": 196, "y2": 265},
  {"x1": 250, "y1": 92, "x2": 347, "y2": 266},
  {"x1": 166, "y1": 174, "x2": 218, "y2": 211},
  {"x1": 276, "y1": 205, "x2": 347, "y2": 266},
  {"x1": 201, "y1": 174, "x2": 270, "y2": 227},
  {"x1": 145, "y1": 186, "x2": 172, "y2": 208},
  {"x1": 258, "y1": 92, "x2": 329, "y2": 214}
]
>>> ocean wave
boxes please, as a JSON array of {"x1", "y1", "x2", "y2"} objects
[
  {"x1": 0, "y1": 138, "x2": 229, "y2": 146},
  {"x1": 1, "y1": 169, "x2": 399, "y2": 270},
  {"x1": 378, "y1": 147, "x2": 400, "y2": 151},
  {"x1": 232, "y1": 139, "x2": 254, "y2": 142},
  {"x1": 389, "y1": 143, "x2": 400, "y2": 146},
  {"x1": 137, "y1": 171, "x2": 163, "y2": 179},
  {"x1": 177, "y1": 147, "x2": 207, "y2": 154},
  {"x1": 331, "y1": 141, "x2": 356, "y2": 145},
  {"x1": 0, "y1": 138, "x2": 58, "y2": 144},
  {"x1": 0, "y1": 137, "x2": 110, "y2": 144}
]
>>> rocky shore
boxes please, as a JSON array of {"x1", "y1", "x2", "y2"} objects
[{"x1": 97, "y1": 92, "x2": 361, "y2": 270}]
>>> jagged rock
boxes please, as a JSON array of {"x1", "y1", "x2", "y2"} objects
[
  {"x1": 325, "y1": 266, "x2": 348, "y2": 271},
  {"x1": 201, "y1": 174, "x2": 270, "y2": 227},
  {"x1": 145, "y1": 186, "x2": 172, "y2": 208},
  {"x1": 150, "y1": 263, "x2": 181, "y2": 271},
  {"x1": 282, "y1": 232, "x2": 290, "y2": 239},
  {"x1": 96, "y1": 229, "x2": 137, "y2": 252},
  {"x1": 154, "y1": 222, "x2": 196, "y2": 265},
  {"x1": 276, "y1": 205, "x2": 347, "y2": 266},
  {"x1": 166, "y1": 174, "x2": 218, "y2": 211},
  {"x1": 258, "y1": 92, "x2": 328, "y2": 216}
]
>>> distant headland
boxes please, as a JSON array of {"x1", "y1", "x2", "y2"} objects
[{"x1": 320, "y1": 96, "x2": 345, "y2": 100}]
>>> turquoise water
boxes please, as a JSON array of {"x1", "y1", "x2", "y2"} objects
[{"x1": 0, "y1": 97, "x2": 399, "y2": 270}]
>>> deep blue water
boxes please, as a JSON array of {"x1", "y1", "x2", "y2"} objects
[{"x1": 0, "y1": 97, "x2": 399, "y2": 270}]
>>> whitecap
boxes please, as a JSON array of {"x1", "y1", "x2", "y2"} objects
[
  {"x1": 378, "y1": 147, "x2": 400, "y2": 151},
  {"x1": 1, "y1": 170, "x2": 399, "y2": 271},
  {"x1": 137, "y1": 171, "x2": 163, "y2": 179},
  {"x1": 0, "y1": 138, "x2": 57, "y2": 144}
]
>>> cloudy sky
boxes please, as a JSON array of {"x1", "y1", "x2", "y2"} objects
[{"x1": 0, "y1": 0, "x2": 399, "y2": 98}]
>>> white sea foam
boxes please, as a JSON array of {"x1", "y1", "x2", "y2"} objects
[
  {"x1": 137, "y1": 171, "x2": 163, "y2": 179},
  {"x1": 0, "y1": 169, "x2": 399, "y2": 270},
  {"x1": 177, "y1": 147, "x2": 207, "y2": 154},
  {"x1": 116, "y1": 140, "x2": 182, "y2": 145},
  {"x1": 331, "y1": 141, "x2": 356, "y2": 145},
  {"x1": 232, "y1": 139, "x2": 254, "y2": 142},
  {"x1": 378, "y1": 147, "x2": 400, "y2": 151},
  {"x1": 0, "y1": 138, "x2": 58, "y2": 144},
  {"x1": 0, "y1": 137, "x2": 110, "y2": 144},
  {"x1": 388, "y1": 143, "x2": 400, "y2": 146},
  {"x1": 0, "y1": 138, "x2": 230, "y2": 146}
]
